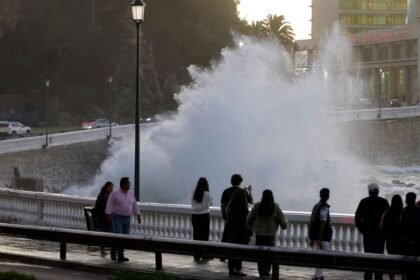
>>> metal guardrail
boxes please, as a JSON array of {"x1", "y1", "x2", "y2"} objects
[
  {"x1": 1, "y1": 107, "x2": 419, "y2": 154},
  {"x1": 0, "y1": 125, "x2": 135, "y2": 155},
  {"x1": 0, "y1": 223, "x2": 419, "y2": 279},
  {"x1": 333, "y1": 105, "x2": 420, "y2": 122}
]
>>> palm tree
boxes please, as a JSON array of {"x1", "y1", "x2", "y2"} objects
[{"x1": 261, "y1": 14, "x2": 297, "y2": 52}]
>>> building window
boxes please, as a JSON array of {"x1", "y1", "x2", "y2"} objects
[
  {"x1": 379, "y1": 45, "x2": 388, "y2": 60},
  {"x1": 340, "y1": 0, "x2": 357, "y2": 10}
]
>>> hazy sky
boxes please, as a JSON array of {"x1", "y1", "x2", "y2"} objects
[{"x1": 238, "y1": 0, "x2": 312, "y2": 40}]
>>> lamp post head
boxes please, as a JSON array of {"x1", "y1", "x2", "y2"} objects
[
  {"x1": 45, "y1": 79, "x2": 50, "y2": 87},
  {"x1": 108, "y1": 76, "x2": 113, "y2": 84},
  {"x1": 131, "y1": 0, "x2": 145, "y2": 24}
]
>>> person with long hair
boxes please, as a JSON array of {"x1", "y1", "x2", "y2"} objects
[
  {"x1": 247, "y1": 189, "x2": 288, "y2": 278},
  {"x1": 191, "y1": 177, "x2": 213, "y2": 262},
  {"x1": 222, "y1": 188, "x2": 250, "y2": 277},
  {"x1": 380, "y1": 194, "x2": 403, "y2": 280},
  {"x1": 95, "y1": 181, "x2": 114, "y2": 257}
]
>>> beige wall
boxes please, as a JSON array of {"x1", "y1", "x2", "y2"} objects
[{"x1": 312, "y1": 0, "x2": 339, "y2": 43}]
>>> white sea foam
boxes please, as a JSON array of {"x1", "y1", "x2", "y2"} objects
[{"x1": 66, "y1": 30, "x2": 372, "y2": 213}]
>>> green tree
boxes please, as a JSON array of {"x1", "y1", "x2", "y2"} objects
[
  {"x1": 244, "y1": 14, "x2": 299, "y2": 53},
  {"x1": 0, "y1": 0, "x2": 246, "y2": 122}
]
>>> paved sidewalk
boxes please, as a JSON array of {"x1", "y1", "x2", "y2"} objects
[{"x1": 0, "y1": 235, "x2": 400, "y2": 280}]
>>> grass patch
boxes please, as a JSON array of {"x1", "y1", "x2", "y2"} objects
[
  {"x1": 0, "y1": 271, "x2": 38, "y2": 280},
  {"x1": 109, "y1": 271, "x2": 183, "y2": 280}
]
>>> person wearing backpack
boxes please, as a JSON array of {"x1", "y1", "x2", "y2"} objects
[{"x1": 309, "y1": 188, "x2": 332, "y2": 280}]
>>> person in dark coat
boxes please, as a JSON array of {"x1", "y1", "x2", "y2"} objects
[
  {"x1": 222, "y1": 189, "x2": 250, "y2": 277},
  {"x1": 220, "y1": 174, "x2": 253, "y2": 221},
  {"x1": 309, "y1": 188, "x2": 333, "y2": 280},
  {"x1": 401, "y1": 192, "x2": 420, "y2": 280},
  {"x1": 401, "y1": 192, "x2": 420, "y2": 256},
  {"x1": 220, "y1": 174, "x2": 253, "y2": 262},
  {"x1": 355, "y1": 183, "x2": 389, "y2": 280},
  {"x1": 380, "y1": 194, "x2": 403, "y2": 280},
  {"x1": 95, "y1": 181, "x2": 114, "y2": 257}
]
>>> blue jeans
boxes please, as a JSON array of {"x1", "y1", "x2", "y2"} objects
[{"x1": 112, "y1": 215, "x2": 131, "y2": 257}]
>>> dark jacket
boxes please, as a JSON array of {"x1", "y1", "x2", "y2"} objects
[
  {"x1": 222, "y1": 202, "x2": 250, "y2": 244},
  {"x1": 309, "y1": 201, "x2": 332, "y2": 241},
  {"x1": 400, "y1": 205, "x2": 420, "y2": 245},
  {"x1": 221, "y1": 186, "x2": 252, "y2": 220},
  {"x1": 95, "y1": 192, "x2": 110, "y2": 229},
  {"x1": 355, "y1": 195, "x2": 389, "y2": 234}
]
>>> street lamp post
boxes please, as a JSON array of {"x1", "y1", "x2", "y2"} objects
[
  {"x1": 44, "y1": 79, "x2": 50, "y2": 148},
  {"x1": 131, "y1": 0, "x2": 145, "y2": 201},
  {"x1": 378, "y1": 69, "x2": 383, "y2": 119},
  {"x1": 108, "y1": 75, "x2": 113, "y2": 139}
]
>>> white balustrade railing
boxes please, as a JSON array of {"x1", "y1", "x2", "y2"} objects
[{"x1": 0, "y1": 188, "x2": 363, "y2": 252}]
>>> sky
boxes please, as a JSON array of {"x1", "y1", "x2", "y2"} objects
[{"x1": 237, "y1": 0, "x2": 312, "y2": 40}]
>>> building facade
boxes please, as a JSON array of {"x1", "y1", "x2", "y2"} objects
[
  {"x1": 351, "y1": 24, "x2": 420, "y2": 105},
  {"x1": 297, "y1": 0, "x2": 420, "y2": 106}
]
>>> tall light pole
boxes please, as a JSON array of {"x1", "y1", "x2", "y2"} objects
[
  {"x1": 378, "y1": 69, "x2": 383, "y2": 119},
  {"x1": 108, "y1": 75, "x2": 113, "y2": 139},
  {"x1": 131, "y1": 0, "x2": 145, "y2": 201},
  {"x1": 44, "y1": 79, "x2": 50, "y2": 148}
]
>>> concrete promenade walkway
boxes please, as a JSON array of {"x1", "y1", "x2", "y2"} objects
[{"x1": 0, "y1": 235, "x2": 399, "y2": 280}]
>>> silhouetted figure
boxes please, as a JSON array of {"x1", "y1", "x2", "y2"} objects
[
  {"x1": 191, "y1": 177, "x2": 213, "y2": 262},
  {"x1": 380, "y1": 194, "x2": 403, "y2": 280},
  {"x1": 105, "y1": 177, "x2": 141, "y2": 263},
  {"x1": 401, "y1": 192, "x2": 420, "y2": 256},
  {"x1": 401, "y1": 192, "x2": 420, "y2": 280},
  {"x1": 95, "y1": 181, "x2": 114, "y2": 257},
  {"x1": 221, "y1": 174, "x2": 253, "y2": 220},
  {"x1": 309, "y1": 188, "x2": 332, "y2": 280},
  {"x1": 220, "y1": 174, "x2": 253, "y2": 262},
  {"x1": 355, "y1": 183, "x2": 389, "y2": 280},
  {"x1": 247, "y1": 189, "x2": 288, "y2": 279},
  {"x1": 222, "y1": 189, "x2": 250, "y2": 277}
]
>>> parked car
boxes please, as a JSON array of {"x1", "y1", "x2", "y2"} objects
[
  {"x1": 390, "y1": 99, "x2": 401, "y2": 107},
  {"x1": 82, "y1": 119, "x2": 118, "y2": 129},
  {"x1": 0, "y1": 121, "x2": 31, "y2": 136}
]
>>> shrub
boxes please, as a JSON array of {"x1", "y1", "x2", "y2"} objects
[{"x1": 0, "y1": 271, "x2": 38, "y2": 280}]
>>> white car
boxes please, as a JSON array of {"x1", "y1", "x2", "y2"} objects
[{"x1": 0, "y1": 121, "x2": 31, "y2": 136}]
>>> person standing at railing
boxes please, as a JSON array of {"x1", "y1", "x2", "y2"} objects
[
  {"x1": 222, "y1": 188, "x2": 251, "y2": 277},
  {"x1": 247, "y1": 189, "x2": 288, "y2": 279},
  {"x1": 380, "y1": 194, "x2": 403, "y2": 280},
  {"x1": 400, "y1": 192, "x2": 420, "y2": 280},
  {"x1": 355, "y1": 183, "x2": 389, "y2": 280},
  {"x1": 95, "y1": 181, "x2": 114, "y2": 257},
  {"x1": 220, "y1": 174, "x2": 253, "y2": 263},
  {"x1": 105, "y1": 177, "x2": 141, "y2": 263},
  {"x1": 221, "y1": 174, "x2": 253, "y2": 221},
  {"x1": 191, "y1": 177, "x2": 213, "y2": 263},
  {"x1": 309, "y1": 188, "x2": 332, "y2": 280}
]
